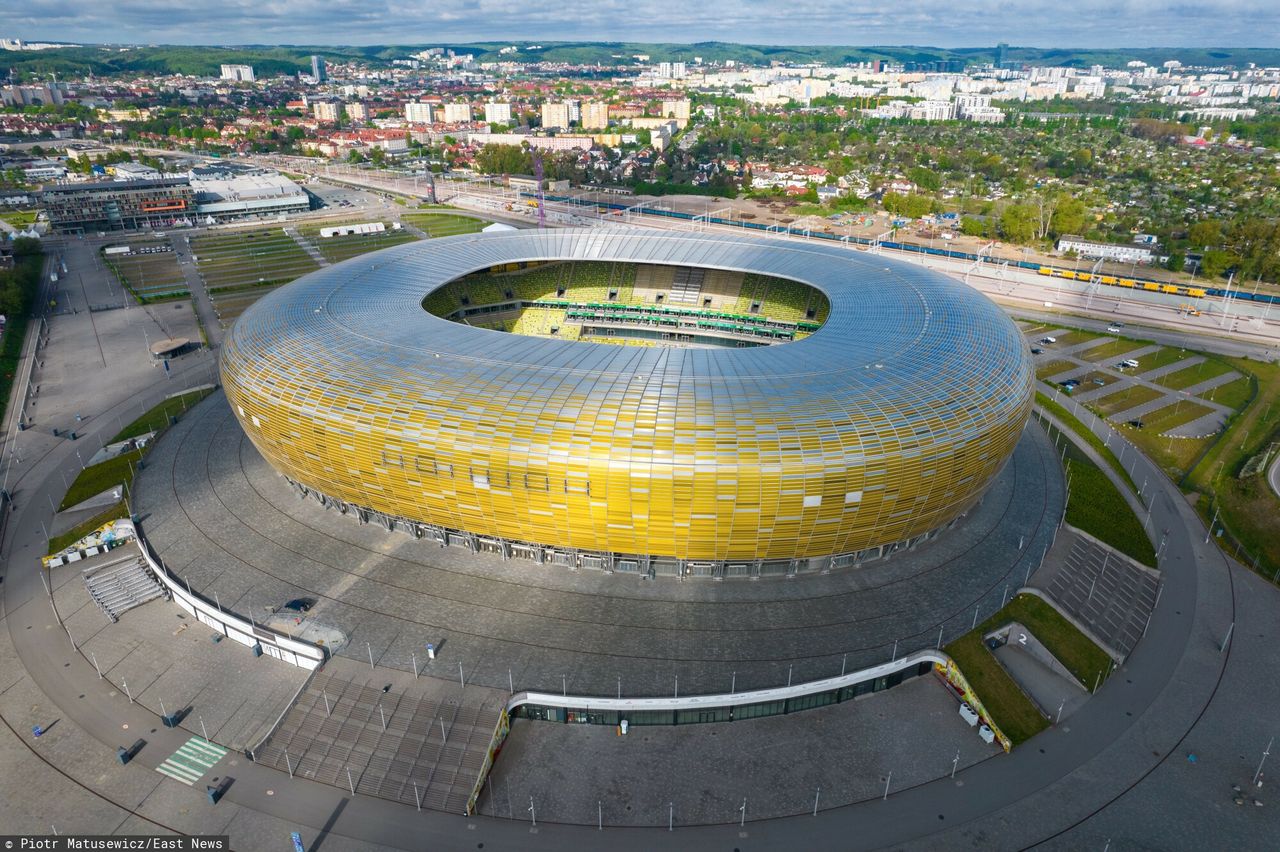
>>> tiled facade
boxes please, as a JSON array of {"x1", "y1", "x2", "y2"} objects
[{"x1": 221, "y1": 230, "x2": 1033, "y2": 563}]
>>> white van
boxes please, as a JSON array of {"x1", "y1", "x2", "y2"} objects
[
  {"x1": 1120, "y1": 359, "x2": 1140, "y2": 369},
  {"x1": 1040, "y1": 336, "x2": 1057, "y2": 344}
]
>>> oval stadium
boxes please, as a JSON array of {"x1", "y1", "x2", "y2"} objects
[{"x1": 219, "y1": 228, "x2": 1034, "y2": 573}]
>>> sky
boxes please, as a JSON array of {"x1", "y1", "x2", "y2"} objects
[{"x1": 9, "y1": 0, "x2": 1280, "y2": 48}]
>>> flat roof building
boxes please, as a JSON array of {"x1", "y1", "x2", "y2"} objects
[{"x1": 40, "y1": 178, "x2": 195, "y2": 233}]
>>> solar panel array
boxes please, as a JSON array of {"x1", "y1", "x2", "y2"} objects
[{"x1": 221, "y1": 229, "x2": 1034, "y2": 562}]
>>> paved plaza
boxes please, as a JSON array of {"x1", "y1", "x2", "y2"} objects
[
  {"x1": 132, "y1": 390, "x2": 1065, "y2": 698},
  {"x1": 483, "y1": 674, "x2": 1000, "y2": 827}
]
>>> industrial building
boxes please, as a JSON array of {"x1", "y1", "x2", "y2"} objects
[
  {"x1": 40, "y1": 178, "x2": 195, "y2": 232},
  {"x1": 222, "y1": 230, "x2": 1033, "y2": 572},
  {"x1": 187, "y1": 162, "x2": 310, "y2": 221},
  {"x1": 1057, "y1": 235, "x2": 1158, "y2": 264}
]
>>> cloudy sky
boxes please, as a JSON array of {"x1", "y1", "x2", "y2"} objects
[{"x1": 11, "y1": 0, "x2": 1280, "y2": 48}]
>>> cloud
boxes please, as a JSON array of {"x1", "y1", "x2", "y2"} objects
[{"x1": 9, "y1": 0, "x2": 1280, "y2": 48}]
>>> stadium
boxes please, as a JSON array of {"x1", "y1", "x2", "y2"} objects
[{"x1": 220, "y1": 229, "x2": 1034, "y2": 575}]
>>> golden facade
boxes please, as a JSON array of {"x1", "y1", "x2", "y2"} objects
[{"x1": 221, "y1": 230, "x2": 1033, "y2": 563}]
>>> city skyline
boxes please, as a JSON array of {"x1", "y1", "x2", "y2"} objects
[{"x1": 7, "y1": 0, "x2": 1280, "y2": 50}]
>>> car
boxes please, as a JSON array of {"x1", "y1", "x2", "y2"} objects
[
  {"x1": 1040, "y1": 336, "x2": 1057, "y2": 344},
  {"x1": 1030, "y1": 347, "x2": 1044, "y2": 355},
  {"x1": 1126, "y1": 419, "x2": 1145, "y2": 429},
  {"x1": 1093, "y1": 379, "x2": 1106, "y2": 386},
  {"x1": 1107, "y1": 325, "x2": 1122, "y2": 333}
]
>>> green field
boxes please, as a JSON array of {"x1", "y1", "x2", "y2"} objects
[
  {"x1": 296, "y1": 221, "x2": 418, "y2": 264},
  {"x1": 0, "y1": 209, "x2": 39, "y2": 229},
  {"x1": 104, "y1": 241, "x2": 189, "y2": 303},
  {"x1": 1154, "y1": 359, "x2": 1234, "y2": 390},
  {"x1": 1141, "y1": 400, "x2": 1216, "y2": 435},
  {"x1": 1090, "y1": 384, "x2": 1165, "y2": 417},
  {"x1": 1036, "y1": 360, "x2": 1076, "y2": 381},
  {"x1": 944, "y1": 632, "x2": 1048, "y2": 746},
  {"x1": 1077, "y1": 338, "x2": 1147, "y2": 363},
  {"x1": 1035, "y1": 392, "x2": 1137, "y2": 494},
  {"x1": 191, "y1": 226, "x2": 319, "y2": 291},
  {"x1": 1199, "y1": 376, "x2": 1252, "y2": 410},
  {"x1": 47, "y1": 504, "x2": 131, "y2": 555},
  {"x1": 1134, "y1": 346, "x2": 1193, "y2": 373},
  {"x1": 1064, "y1": 452, "x2": 1157, "y2": 567},
  {"x1": 209, "y1": 283, "x2": 284, "y2": 328},
  {"x1": 59, "y1": 448, "x2": 144, "y2": 511},
  {"x1": 400, "y1": 212, "x2": 489, "y2": 238},
  {"x1": 1051, "y1": 329, "x2": 1105, "y2": 347},
  {"x1": 113, "y1": 388, "x2": 213, "y2": 442}
]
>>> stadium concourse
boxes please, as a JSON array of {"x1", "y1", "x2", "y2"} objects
[{"x1": 132, "y1": 389, "x2": 1061, "y2": 697}]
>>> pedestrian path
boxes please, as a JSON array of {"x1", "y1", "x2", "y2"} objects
[{"x1": 155, "y1": 736, "x2": 227, "y2": 785}]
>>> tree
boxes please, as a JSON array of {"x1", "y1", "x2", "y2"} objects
[
  {"x1": 1188, "y1": 219, "x2": 1223, "y2": 249},
  {"x1": 1165, "y1": 252, "x2": 1186, "y2": 272},
  {"x1": 999, "y1": 203, "x2": 1037, "y2": 244},
  {"x1": 1199, "y1": 249, "x2": 1236, "y2": 279},
  {"x1": 1049, "y1": 195, "x2": 1087, "y2": 238},
  {"x1": 960, "y1": 216, "x2": 986, "y2": 237}
]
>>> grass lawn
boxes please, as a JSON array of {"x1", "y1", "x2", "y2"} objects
[
  {"x1": 1052, "y1": 329, "x2": 1105, "y2": 347},
  {"x1": 0, "y1": 209, "x2": 39, "y2": 228},
  {"x1": 192, "y1": 227, "x2": 319, "y2": 290},
  {"x1": 59, "y1": 448, "x2": 143, "y2": 511},
  {"x1": 1036, "y1": 360, "x2": 1077, "y2": 381},
  {"x1": 1199, "y1": 376, "x2": 1252, "y2": 410},
  {"x1": 47, "y1": 503, "x2": 130, "y2": 555},
  {"x1": 1142, "y1": 400, "x2": 1216, "y2": 435},
  {"x1": 1090, "y1": 384, "x2": 1165, "y2": 417},
  {"x1": 1064, "y1": 453, "x2": 1157, "y2": 567},
  {"x1": 1078, "y1": 338, "x2": 1148, "y2": 363},
  {"x1": 1184, "y1": 356, "x2": 1277, "y2": 577},
  {"x1": 1134, "y1": 346, "x2": 1193, "y2": 373},
  {"x1": 296, "y1": 221, "x2": 417, "y2": 263},
  {"x1": 944, "y1": 632, "x2": 1049, "y2": 746},
  {"x1": 1035, "y1": 392, "x2": 1137, "y2": 493},
  {"x1": 979, "y1": 595, "x2": 1114, "y2": 691},
  {"x1": 113, "y1": 388, "x2": 213, "y2": 442},
  {"x1": 400, "y1": 212, "x2": 488, "y2": 238},
  {"x1": 1077, "y1": 370, "x2": 1120, "y2": 390},
  {"x1": 1154, "y1": 359, "x2": 1234, "y2": 390}
]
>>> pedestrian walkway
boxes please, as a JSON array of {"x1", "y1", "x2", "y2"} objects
[
  {"x1": 1032, "y1": 529, "x2": 1159, "y2": 660},
  {"x1": 156, "y1": 736, "x2": 227, "y2": 786},
  {"x1": 251, "y1": 657, "x2": 506, "y2": 814},
  {"x1": 284, "y1": 227, "x2": 330, "y2": 267}
]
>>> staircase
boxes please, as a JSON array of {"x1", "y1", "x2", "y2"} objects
[
  {"x1": 668, "y1": 267, "x2": 705, "y2": 304},
  {"x1": 83, "y1": 554, "x2": 168, "y2": 622}
]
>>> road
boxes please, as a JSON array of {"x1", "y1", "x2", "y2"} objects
[{"x1": 3, "y1": 227, "x2": 1277, "y2": 849}]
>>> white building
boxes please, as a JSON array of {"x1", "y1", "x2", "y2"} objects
[
  {"x1": 1057, "y1": 236, "x2": 1156, "y2": 265},
  {"x1": 541, "y1": 102, "x2": 570, "y2": 129},
  {"x1": 313, "y1": 101, "x2": 342, "y2": 122},
  {"x1": 443, "y1": 103, "x2": 473, "y2": 124},
  {"x1": 581, "y1": 102, "x2": 610, "y2": 130},
  {"x1": 405, "y1": 102, "x2": 438, "y2": 124},
  {"x1": 189, "y1": 163, "x2": 310, "y2": 220},
  {"x1": 485, "y1": 102, "x2": 513, "y2": 125},
  {"x1": 470, "y1": 132, "x2": 593, "y2": 152},
  {"x1": 219, "y1": 64, "x2": 255, "y2": 82}
]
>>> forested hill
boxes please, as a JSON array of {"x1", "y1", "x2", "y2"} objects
[{"x1": 8, "y1": 42, "x2": 1280, "y2": 80}]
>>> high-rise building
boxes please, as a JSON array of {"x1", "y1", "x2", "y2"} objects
[
  {"x1": 581, "y1": 102, "x2": 609, "y2": 130},
  {"x1": 313, "y1": 101, "x2": 342, "y2": 122},
  {"x1": 485, "y1": 102, "x2": 513, "y2": 125},
  {"x1": 995, "y1": 43, "x2": 1008, "y2": 68},
  {"x1": 345, "y1": 102, "x2": 371, "y2": 123},
  {"x1": 661, "y1": 98, "x2": 691, "y2": 127},
  {"x1": 541, "y1": 101, "x2": 570, "y2": 129},
  {"x1": 311, "y1": 55, "x2": 327, "y2": 83},
  {"x1": 566, "y1": 99, "x2": 580, "y2": 123},
  {"x1": 671, "y1": 62, "x2": 687, "y2": 79},
  {"x1": 405, "y1": 102, "x2": 438, "y2": 124},
  {"x1": 219, "y1": 64, "x2": 255, "y2": 82},
  {"x1": 656, "y1": 61, "x2": 672, "y2": 79},
  {"x1": 442, "y1": 103, "x2": 473, "y2": 123}
]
